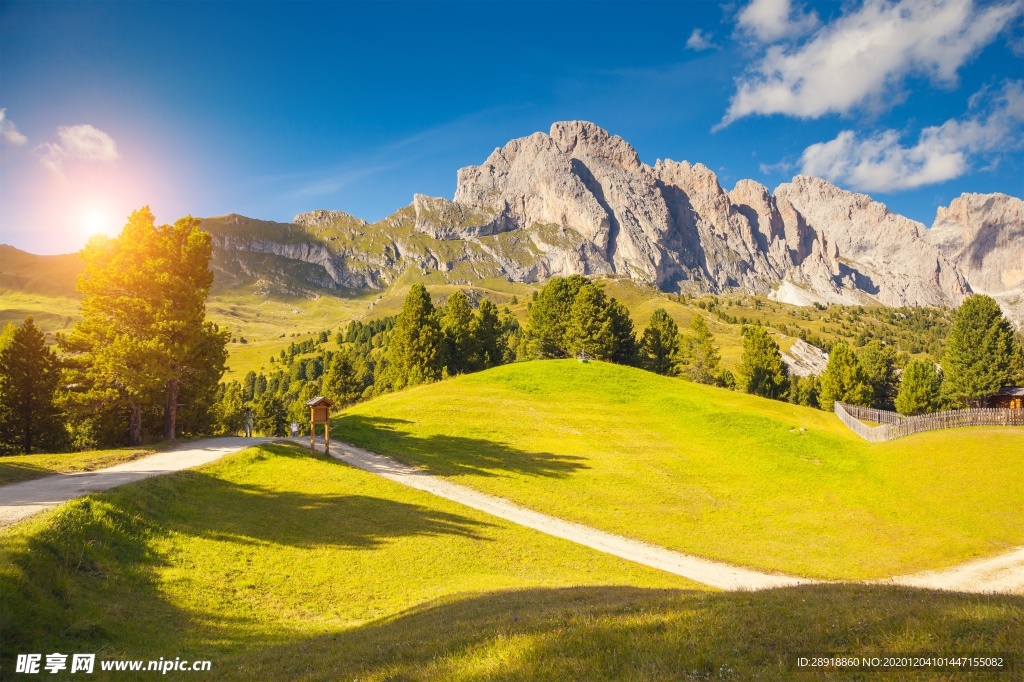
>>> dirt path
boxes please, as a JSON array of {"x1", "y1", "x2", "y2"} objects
[
  {"x1": 306, "y1": 438, "x2": 811, "y2": 591},
  {"x1": 4, "y1": 435, "x2": 1019, "y2": 594},
  {"x1": 313, "y1": 438, "x2": 1024, "y2": 595},
  {"x1": 881, "y1": 548, "x2": 1024, "y2": 594},
  {"x1": 0, "y1": 437, "x2": 274, "y2": 529}
]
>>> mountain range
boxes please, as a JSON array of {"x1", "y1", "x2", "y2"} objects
[
  {"x1": 4, "y1": 121, "x2": 1022, "y2": 327},
  {"x1": 201, "y1": 121, "x2": 1023, "y2": 326}
]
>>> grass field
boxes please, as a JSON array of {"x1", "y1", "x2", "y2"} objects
[
  {"x1": 0, "y1": 443, "x2": 176, "y2": 486},
  {"x1": 336, "y1": 360, "x2": 1024, "y2": 580},
  {"x1": 1, "y1": 444, "x2": 695, "y2": 670},
  {"x1": 3, "y1": 442, "x2": 1021, "y2": 680}
]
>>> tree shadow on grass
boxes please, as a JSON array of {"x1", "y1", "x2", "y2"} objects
[
  {"x1": 143, "y1": 470, "x2": 492, "y2": 550},
  {"x1": 0, "y1": 444, "x2": 495, "y2": 666},
  {"x1": 220, "y1": 583, "x2": 1024, "y2": 681},
  {"x1": 0, "y1": 460, "x2": 57, "y2": 487},
  {"x1": 333, "y1": 415, "x2": 590, "y2": 479}
]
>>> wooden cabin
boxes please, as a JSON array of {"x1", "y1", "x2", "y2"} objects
[{"x1": 985, "y1": 387, "x2": 1024, "y2": 409}]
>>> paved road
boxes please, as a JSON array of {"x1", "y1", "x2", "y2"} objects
[{"x1": 0, "y1": 437, "x2": 274, "y2": 528}]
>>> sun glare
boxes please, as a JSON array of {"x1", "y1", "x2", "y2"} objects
[{"x1": 80, "y1": 208, "x2": 112, "y2": 241}]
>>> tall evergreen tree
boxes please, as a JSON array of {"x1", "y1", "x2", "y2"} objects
[
  {"x1": 736, "y1": 326, "x2": 788, "y2": 399},
  {"x1": 564, "y1": 283, "x2": 614, "y2": 359},
  {"x1": 858, "y1": 341, "x2": 900, "y2": 410},
  {"x1": 60, "y1": 208, "x2": 227, "y2": 444},
  {"x1": 440, "y1": 291, "x2": 476, "y2": 375},
  {"x1": 818, "y1": 342, "x2": 872, "y2": 410},
  {"x1": 380, "y1": 284, "x2": 445, "y2": 390},
  {"x1": 606, "y1": 299, "x2": 638, "y2": 365},
  {"x1": 323, "y1": 349, "x2": 363, "y2": 407},
  {"x1": 526, "y1": 275, "x2": 588, "y2": 358},
  {"x1": 639, "y1": 309, "x2": 679, "y2": 375},
  {"x1": 253, "y1": 392, "x2": 287, "y2": 436},
  {"x1": 469, "y1": 299, "x2": 506, "y2": 371},
  {"x1": 677, "y1": 315, "x2": 721, "y2": 385},
  {"x1": 895, "y1": 359, "x2": 942, "y2": 416},
  {"x1": 941, "y1": 294, "x2": 1015, "y2": 406},
  {"x1": 0, "y1": 318, "x2": 65, "y2": 454}
]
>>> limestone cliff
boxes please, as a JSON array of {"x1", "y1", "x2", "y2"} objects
[{"x1": 203, "y1": 121, "x2": 1021, "y2": 323}]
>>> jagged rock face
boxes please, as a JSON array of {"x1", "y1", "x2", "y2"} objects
[
  {"x1": 293, "y1": 210, "x2": 367, "y2": 230},
  {"x1": 434, "y1": 121, "x2": 971, "y2": 308},
  {"x1": 202, "y1": 122, "x2": 1017, "y2": 318},
  {"x1": 774, "y1": 176, "x2": 970, "y2": 309},
  {"x1": 926, "y1": 193, "x2": 1024, "y2": 326}
]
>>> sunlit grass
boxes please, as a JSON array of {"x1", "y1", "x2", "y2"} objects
[
  {"x1": 3, "y1": 442, "x2": 1020, "y2": 680},
  {"x1": 1, "y1": 443, "x2": 695, "y2": 668},
  {"x1": 337, "y1": 360, "x2": 1024, "y2": 580}
]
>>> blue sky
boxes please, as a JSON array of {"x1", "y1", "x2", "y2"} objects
[{"x1": 1, "y1": 0, "x2": 1022, "y2": 254}]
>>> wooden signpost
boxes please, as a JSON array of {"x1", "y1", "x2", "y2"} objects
[{"x1": 305, "y1": 396, "x2": 334, "y2": 454}]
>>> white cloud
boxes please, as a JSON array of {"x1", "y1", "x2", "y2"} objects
[
  {"x1": 686, "y1": 28, "x2": 718, "y2": 51},
  {"x1": 0, "y1": 109, "x2": 28, "y2": 146},
  {"x1": 798, "y1": 80, "x2": 1024, "y2": 191},
  {"x1": 737, "y1": 0, "x2": 819, "y2": 42},
  {"x1": 720, "y1": 0, "x2": 1023, "y2": 128},
  {"x1": 35, "y1": 124, "x2": 119, "y2": 178}
]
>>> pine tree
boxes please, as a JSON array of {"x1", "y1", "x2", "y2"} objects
[
  {"x1": 440, "y1": 291, "x2": 476, "y2": 375},
  {"x1": 895, "y1": 359, "x2": 942, "y2": 415},
  {"x1": 0, "y1": 318, "x2": 65, "y2": 454},
  {"x1": 564, "y1": 283, "x2": 614, "y2": 359},
  {"x1": 736, "y1": 326, "x2": 788, "y2": 399},
  {"x1": 380, "y1": 284, "x2": 445, "y2": 390},
  {"x1": 639, "y1": 309, "x2": 679, "y2": 375},
  {"x1": 941, "y1": 294, "x2": 1014, "y2": 406},
  {"x1": 526, "y1": 275, "x2": 588, "y2": 358},
  {"x1": 253, "y1": 392, "x2": 287, "y2": 436},
  {"x1": 818, "y1": 342, "x2": 872, "y2": 410},
  {"x1": 788, "y1": 374, "x2": 820, "y2": 408},
  {"x1": 323, "y1": 349, "x2": 363, "y2": 406},
  {"x1": 677, "y1": 315, "x2": 722, "y2": 385},
  {"x1": 469, "y1": 299, "x2": 506, "y2": 371},
  {"x1": 60, "y1": 208, "x2": 227, "y2": 444},
  {"x1": 243, "y1": 371, "x2": 258, "y2": 402},
  {"x1": 217, "y1": 382, "x2": 246, "y2": 435},
  {"x1": 858, "y1": 341, "x2": 900, "y2": 410},
  {"x1": 606, "y1": 299, "x2": 638, "y2": 365}
]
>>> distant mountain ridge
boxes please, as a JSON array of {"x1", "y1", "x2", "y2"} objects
[
  {"x1": 3, "y1": 122, "x2": 1022, "y2": 326},
  {"x1": 204, "y1": 121, "x2": 1022, "y2": 325}
]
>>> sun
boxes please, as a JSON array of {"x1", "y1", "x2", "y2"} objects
[{"x1": 80, "y1": 207, "x2": 112, "y2": 240}]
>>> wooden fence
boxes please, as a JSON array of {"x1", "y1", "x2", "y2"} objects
[{"x1": 834, "y1": 402, "x2": 1024, "y2": 442}]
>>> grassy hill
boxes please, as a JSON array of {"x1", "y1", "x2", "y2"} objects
[
  {"x1": 3, "y1": 442, "x2": 1020, "y2": 680},
  {"x1": 336, "y1": 360, "x2": 1024, "y2": 580}
]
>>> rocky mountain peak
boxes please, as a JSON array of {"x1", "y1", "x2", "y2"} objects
[
  {"x1": 293, "y1": 210, "x2": 368, "y2": 230},
  {"x1": 549, "y1": 120, "x2": 643, "y2": 171},
  {"x1": 926, "y1": 192, "x2": 1024, "y2": 327},
  {"x1": 213, "y1": 122, "x2": 1020, "y2": 325}
]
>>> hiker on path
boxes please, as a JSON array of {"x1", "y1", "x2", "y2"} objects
[{"x1": 244, "y1": 408, "x2": 254, "y2": 437}]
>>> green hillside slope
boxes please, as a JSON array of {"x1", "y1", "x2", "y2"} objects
[
  {"x1": 4, "y1": 442, "x2": 1020, "y2": 680},
  {"x1": 337, "y1": 360, "x2": 1024, "y2": 580}
]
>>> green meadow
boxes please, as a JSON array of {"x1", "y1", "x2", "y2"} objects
[
  {"x1": 3, "y1": 442, "x2": 1020, "y2": 681},
  {"x1": 337, "y1": 360, "x2": 1024, "y2": 580}
]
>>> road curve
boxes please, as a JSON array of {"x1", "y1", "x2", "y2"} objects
[
  {"x1": 314, "y1": 437, "x2": 1024, "y2": 594},
  {"x1": 0, "y1": 437, "x2": 274, "y2": 528}
]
